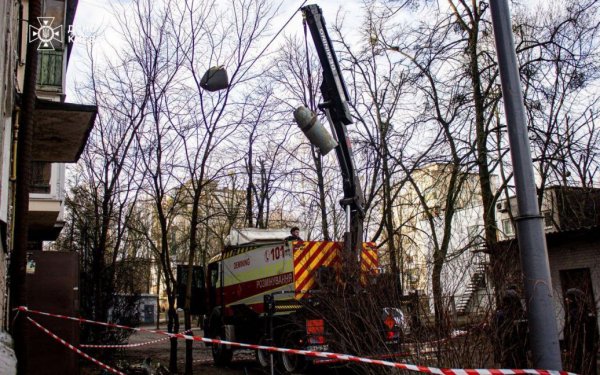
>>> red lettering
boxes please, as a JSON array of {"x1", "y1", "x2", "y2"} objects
[
  {"x1": 267, "y1": 246, "x2": 286, "y2": 262},
  {"x1": 234, "y1": 258, "x2": 250, "y2": 269}
]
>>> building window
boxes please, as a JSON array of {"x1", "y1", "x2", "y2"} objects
[
  {"x1": 30, "y1": 162, "x2": 51, "y2": 193},
  {"x1": 37, "y1": 50, "x2": 63, "y2": 88},
  {"x1": 502, "y1": 218, "x2": 514, "y2": 236},
  {"x1": 543, "y1": 211, "x2": 554, "y2": 229}
]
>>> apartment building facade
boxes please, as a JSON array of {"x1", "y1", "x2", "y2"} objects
[
  {"x1": 394, "y1": 163, "x2": 495, "y2": 315},
  {"x1": 0, "y1": 0, "x2": 96, "y2": 371}
]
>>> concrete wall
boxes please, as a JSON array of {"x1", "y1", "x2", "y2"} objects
[{"x1": 0, "y1": 0, "x2": 19, "y2": 331}]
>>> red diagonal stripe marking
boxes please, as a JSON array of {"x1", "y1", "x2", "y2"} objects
[
  {"x1": 296, "y1": 248, "x2": 337, "y2": 293},
  {"x1": 362, "y1": 249, "x2": 378, "y2": 266},
  {"x1": 296, "y1": 243, "x2": 336, "y2": 292},
  {"x1": 293, "y1": 241, "x2": 313, "y2": 261},
  {"x1": 294, "y1": 241, "x2": 322, "y2": 275},
  {"x1": 295, "y1": 241, "x2": 329, "y2": 283}
]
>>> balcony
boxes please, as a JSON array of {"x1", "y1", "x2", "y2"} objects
[
  {"x1": 29, "y1": 162, "x2": 65, "y2": 241},
  {"x1": 32, "y1": 99, "x2": 97, "y2": 162}
]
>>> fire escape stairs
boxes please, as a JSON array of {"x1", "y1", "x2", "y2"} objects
[{"x1": 456, "y1": 262, "x2": 487, "y2": 314}]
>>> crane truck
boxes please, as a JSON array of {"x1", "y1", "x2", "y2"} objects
[
  {"x1": 203, "y1": 233, "x2": 390, "y2": 371},
  {"x1": 199, "y1": 5, "x2": 407, "y2": 373}
]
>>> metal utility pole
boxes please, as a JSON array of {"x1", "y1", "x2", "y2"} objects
[{"x1": 489, "y1": 0, "x2": 562, "y2": 369}]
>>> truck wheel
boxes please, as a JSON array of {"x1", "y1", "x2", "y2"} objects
[
  {"x1": 208, "y1": 308, "x2": 233, "y2": 366},
  {"x1": 256, "y1": 335, "x2": 273, "y2": 368},
  {"x1": 211, "y1": 333, "x2": 233, "y2": 366},
  {"x1": 279, "y1": 334, "x2": 306, "y2": 374}
]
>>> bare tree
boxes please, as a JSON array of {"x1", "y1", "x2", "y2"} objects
[
  {"x1": 103, "y1": 1, "x2": 275, "y2": 371},
  {"x1": 351, "y1": 3, "x2": 478, "y2": 331},
  {"x1": 235, "y1": 83, "x2": 289, "y2": 229},
  {"x1": 267, "y1": 35, "x2": 339, "y2": 240},
  {"x1": 63, "y1": 31, "x2": 151, "y2": 340},
  {"x1": 103, "y1": 0, "x2": 188, "y2": 370},
  {"x1": 515, "y1": 0, "x2": 600, "y2": 193},
  {"x1": 332, "y1": 3, "x2": 413, "y2": 293},
  {"x1": 169, "y1": 0, "x2": 273, "y2": 371}
]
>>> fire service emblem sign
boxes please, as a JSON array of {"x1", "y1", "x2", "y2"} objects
[{"x1": 29, "y1": 17, "x2": 63, "y2": 50}]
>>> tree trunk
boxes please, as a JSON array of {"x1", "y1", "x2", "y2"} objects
[
  {"x1": 245, "y1": 142, "x2": 254, "y2": 227},
  {"x1": 156, "y1": 210, "x2": 178, "y2": 374},
  {"x1": 184, "y1": 189, "x2": 202, "y2": 374},
  {"x1": 156, "y1": 265, "x2": 161, "y2": 330},
  {"x1": 380, "y1": 121, "x2": 400, "y2": 294},
  {"x1": 468, "y1": 24, "x2": 498, "y2": 246},
  {"x1": 431, "y1": 251, "x2": 446, "y2": 336},
  {"x1": 313, "y1": 148, "x2": 330, "y2": 240},
  {"x1": 167, "y1": 294, "x2": 179, "y2": 373}
]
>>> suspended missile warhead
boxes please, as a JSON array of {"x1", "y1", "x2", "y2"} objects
[{"x1": 293, "y1": 106, "x2": 338, "y2": 156}]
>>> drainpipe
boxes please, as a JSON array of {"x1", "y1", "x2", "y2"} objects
[{"x1": 10, "y1": 0, "x2": 41, "y2": 373}]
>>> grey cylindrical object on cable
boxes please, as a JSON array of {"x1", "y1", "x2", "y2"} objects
[{"x1": 293, "y1": 106, "x2": 338, "y2": 155}]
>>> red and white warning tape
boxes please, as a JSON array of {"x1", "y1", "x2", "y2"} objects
[
  {"x1": 17, "y1": 307, "x2": 576, "y2": 375},
  {"x1": 27, "y1": 317, "x2": 126, "y2": 375},
  {"x1": 179, "y1": 336, "x2": 575, "y2": 375},
  {"x1": 79, "y1": 328, "x2": 198, "y2": 349},
  {"x1": 16, "y1": 306, "x2": 168, "y2": 335},
  {"x1": 79, "y1": 335, "x2": 171, "y2": 349}
]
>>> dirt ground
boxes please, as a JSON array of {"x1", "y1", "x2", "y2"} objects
[
  {"x1": 79, "y1": 326, "x2": 356, "y2": 374},
  {"x1": 80, "y1": 327, "x2": 265, "y2": 375},
  {"x1": 79, "y1": 325, "x2": 600, "y2": 375}
]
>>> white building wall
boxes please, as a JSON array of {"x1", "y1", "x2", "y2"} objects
[
  {"x1": 397, "y1": 164, "x2": 496, "y2": 314},
  {"x1": 415, "y1": 203, "x2": 488, "y2": 312},
  {"x1": 29, "y1": 163, "x2": 66, "y2": 222}
]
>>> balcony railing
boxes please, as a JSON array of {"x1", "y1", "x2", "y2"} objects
[{"x1": 37, "y1": 50, "x2": 63, "y2": 89}]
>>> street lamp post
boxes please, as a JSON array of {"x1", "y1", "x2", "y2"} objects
[{"x1": 489, "y1": 0, "x2": 562, "y2": 369}]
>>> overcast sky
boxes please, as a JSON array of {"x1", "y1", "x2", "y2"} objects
[
  {"x1": 65, "y1": 0, "x2": 543, "y2": 101},
  {"x1": 66, "y1": 0, "x2": 366, "y2": 100}
]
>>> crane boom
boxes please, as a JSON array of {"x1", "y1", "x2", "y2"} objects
[{"x1": 301, "y1": 4, "x2": 365, "y2": 270}]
